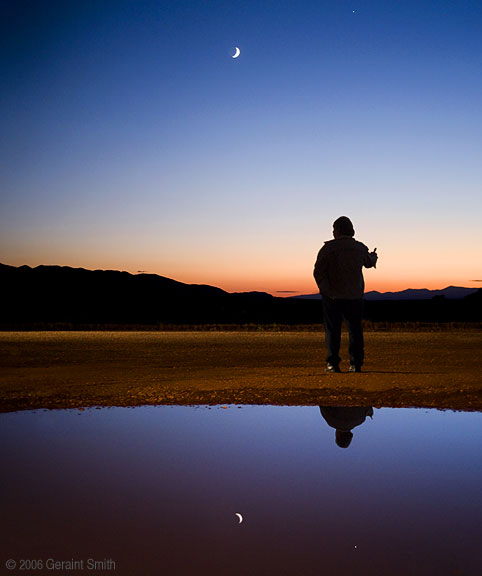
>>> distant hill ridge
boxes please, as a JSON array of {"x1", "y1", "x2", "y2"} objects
[
  {"x1": 0, "y1": 263, "x2": 313, "y2": 325},
  {"x1": 293, "y1": 286, "x2": 478, "y2": 301}
]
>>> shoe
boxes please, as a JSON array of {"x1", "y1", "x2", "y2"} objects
[
  {"x1": 325, "y1": 363, "x2": 341, "y2": 373},
  {"x1": 349, "y1": 365, "x2": 362, "y2": 373}
]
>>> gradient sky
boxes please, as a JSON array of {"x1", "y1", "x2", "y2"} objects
[{"x1": 2, "y1": 0, "x2": 481, "y2": 295}]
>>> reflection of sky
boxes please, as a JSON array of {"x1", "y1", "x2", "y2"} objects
[
  {"x1": 1, "y1": 1, "x2": 482, "y2": 293},
  {"x1": 1, "y1": 406, "x2": 481, "y2": 575}
]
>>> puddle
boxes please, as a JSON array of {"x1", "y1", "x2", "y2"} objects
[{"x1": 1, "y1": 406, "x2": 481, "y2": 575}]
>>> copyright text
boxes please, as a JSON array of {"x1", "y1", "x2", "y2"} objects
[{"x1": 5, "y1": 558, "x2": 116, "y2": 571}]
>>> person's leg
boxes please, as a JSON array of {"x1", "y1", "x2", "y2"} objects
[
  {"x1": 342, "y1": 299, "x2": 364, "y2": 369},
  {"x1": 322, "y1": 296, "x2": 342, "y2": 368}
]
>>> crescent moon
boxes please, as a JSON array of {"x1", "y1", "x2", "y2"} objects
[
  {"x1": 232, "y1": 47, "x2": 240, "y2": 59},
  {"x1": 235, "y1": 513, "x2": 243, "y2": 524}
]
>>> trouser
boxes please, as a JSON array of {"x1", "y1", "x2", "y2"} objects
[{"x1": 322, "y1": 296, "x2": 364, "y2": 367}]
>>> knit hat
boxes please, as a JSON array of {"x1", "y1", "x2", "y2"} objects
[{"x1": 333, "y1": 216, "x2": 355, "y2": 237}]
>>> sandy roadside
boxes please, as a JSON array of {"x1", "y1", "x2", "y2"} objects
[{"x1": 0, "y1": 330, "x2": 481, "y2": 412}]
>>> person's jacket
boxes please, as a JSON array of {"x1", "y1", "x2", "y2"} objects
[
  {"x1": 319, "y1": 406, "x2": 374, "y2": 431},
  {"x1": 313, "y1": 236, "x2": 376, "y2": 299}
]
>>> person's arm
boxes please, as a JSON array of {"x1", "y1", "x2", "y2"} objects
[{"x1": 364, "y1": 247, "x2": 378, "y2": 269}]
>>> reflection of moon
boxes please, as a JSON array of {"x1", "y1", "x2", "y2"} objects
[
  {"x1": 232, "y1": 47, "x2": 240, "y2": 58},
  {"x1": 235, "y1": 513, "x2": 243, "y2": 524}
]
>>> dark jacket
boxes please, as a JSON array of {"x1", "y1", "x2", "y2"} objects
[
  {"x1": 313, "y1": 236, "x2": 377, "y2": 299},
  {"x1": 320, "y1": 406, "x2": 374, "y2": 431}
]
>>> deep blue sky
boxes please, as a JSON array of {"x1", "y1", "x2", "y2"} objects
[{"x1": 2, "y1": 0, "x2": 482, "y2": 293}]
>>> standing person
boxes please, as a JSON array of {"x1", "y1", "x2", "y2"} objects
[{"x1": 313, "y1": 216, "x2": 378, "y2": 373}]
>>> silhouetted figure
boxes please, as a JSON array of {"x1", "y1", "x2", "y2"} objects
[
  {"x1": 319, "y1": 406, "x2": 374, "y2": 448},
  {"x1": 313, "y1": 216, "x2": 377, "y2": 372}
]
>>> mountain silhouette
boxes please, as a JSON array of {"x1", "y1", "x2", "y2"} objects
[
  {"x1": 0, "y1": 263, "x2": 316, "y2": 326},
  {"x1": 1, "y1": 263, "x2": 480, "y2": 327},
  {"x1": 293, "y1": 286, "x2": 478, "y2": 301}
]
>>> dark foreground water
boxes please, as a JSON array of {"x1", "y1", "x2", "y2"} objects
[{"x1": 1, "y1": 406, "x2": 481, "y2": 576}]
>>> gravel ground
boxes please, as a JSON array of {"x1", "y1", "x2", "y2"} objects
[{"x1": 0, "y1": 330, "x2": 481, "y2": 412}]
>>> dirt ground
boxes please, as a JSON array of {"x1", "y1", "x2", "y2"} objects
[{"x1": 0, "y1": 330, "x2": 481, "y2": 413}]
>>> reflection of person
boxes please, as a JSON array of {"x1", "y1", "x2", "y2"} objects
[
  {"x1": 313, "y1": 216, "x2": 378, "y2": 373},
  {"x1": 319, "y1": 406, "x2": 374, "y2": 448}
]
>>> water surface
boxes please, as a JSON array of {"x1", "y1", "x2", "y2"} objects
[{"x1": 1, "y1": 406, "x2": 481, "y2": 575}]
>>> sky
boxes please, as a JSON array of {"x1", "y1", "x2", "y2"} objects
[{"x1": 1, "y1": 0, "x2": 482, "y2": 295}]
